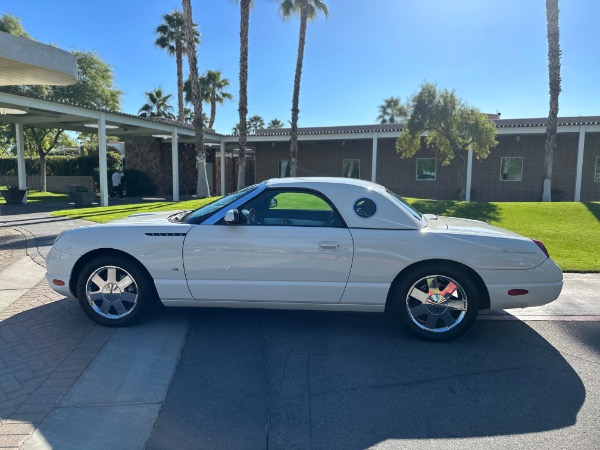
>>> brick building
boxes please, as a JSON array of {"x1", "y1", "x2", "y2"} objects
[{"x1": 126, "y1": 116, "x2": 600, "y2": 202}]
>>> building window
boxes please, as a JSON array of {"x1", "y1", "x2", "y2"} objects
[
  {"x1": 500, "y1": 157, "x2": 523, "y2": 181},
  {"x1": 343, "y1": 159, "x2": 360, "y2": 179},
  {"x1": 278, "y1": 160, "x2": 291, "y2": 178},
  {"x1": 416, "y1": 158, "x2": 437, "y2": 180},
  {"x1": 595, "y1": 156, "x2": 600, "y2": 182}
]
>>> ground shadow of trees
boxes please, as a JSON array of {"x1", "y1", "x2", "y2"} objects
[{"x1": 584, "y1": 201, "x2": 600, "y2": 222}]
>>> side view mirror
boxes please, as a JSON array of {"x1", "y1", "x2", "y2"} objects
[
  {"x1": 269, "y1": 198, "x2": 278, "y2": 208},
  {"x1": 224, "y1": 209, "x2": 240, "y2": 224}
]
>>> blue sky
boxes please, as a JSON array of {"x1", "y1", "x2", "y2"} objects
[{"x1": 4, "y1": 0, "x2": 600, "y2": 134}]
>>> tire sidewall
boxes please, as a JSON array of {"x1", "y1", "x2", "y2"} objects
[
  {"x1": 76, "y1": 254, "x2": 154, "y2": 326},
  {"x1": 392, "y1": 264, "x2": 480, "y2": 341}
]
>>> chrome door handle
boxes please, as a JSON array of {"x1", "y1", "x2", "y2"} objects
[{"x1": 319, "y1": 241, "x2": 341, "y2": 251}]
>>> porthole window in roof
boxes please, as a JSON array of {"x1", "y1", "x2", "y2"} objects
[{"x1": 354, "y1": 198, "x2": 376, "y2": 218}]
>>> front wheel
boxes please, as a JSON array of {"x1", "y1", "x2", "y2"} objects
[
  {"x1": 76, "y1": 254, "x2": 155, "y2": 326},
  {"x1": 392, "y1": 265, "x2": 479, "y2": 341}
]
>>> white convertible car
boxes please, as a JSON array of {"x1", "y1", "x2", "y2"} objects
[{"x1": 46, "y1": 177, "x2": 563, "y2": 341}]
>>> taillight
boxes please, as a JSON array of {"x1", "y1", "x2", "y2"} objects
[{"x1": 532, "y1": 239, "x2": 549, "y2": 258}]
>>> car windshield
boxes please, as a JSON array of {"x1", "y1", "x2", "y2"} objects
[
  {"x1": 385, "y1": 189, "x2": 424, "y2": 222},
  {"x1": 182, "y1": 184, "x2": 259, "y2": 224}
]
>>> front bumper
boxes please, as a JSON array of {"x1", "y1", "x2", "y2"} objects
[
  {"x1": 45, "y1": 273, "x2": 73, "y2": 297},
  {"x1": 45, "y1": 246, "x2": 78, "y2": 298}
]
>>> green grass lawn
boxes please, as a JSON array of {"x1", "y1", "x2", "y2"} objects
[
  {"x1": 51, "y1": 196, "x2": 599, "y2": 272},
  {"x1": 406, "y1": 198, "x2": 600, "y2": 273},
  {"x1": 0, "y1": 187, "x2": 69, "y2": 204}
]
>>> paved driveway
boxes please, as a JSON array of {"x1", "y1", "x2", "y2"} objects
[{"x1": 1, "y1": 202, "x2": 599, "y2": 449}]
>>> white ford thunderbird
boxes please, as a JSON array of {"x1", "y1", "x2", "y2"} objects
[{"x1": 46, "y1": 177, "x2": 563, "y2": 341}]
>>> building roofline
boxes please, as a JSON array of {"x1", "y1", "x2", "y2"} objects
[{"x1": 0, "y1": 33, "x2": 78, "y2": 86}]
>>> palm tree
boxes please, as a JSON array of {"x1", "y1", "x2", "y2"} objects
[
  {"x1": 377, "y1": 96, "x2": 407, "y2": 124},
  {"x1": 182, "y1": 0, "x2": 209, "y2": 197},
  {"x1": 138, "y1": 88, "x2": 176, "y2": 119},
  {"x1": 233, "y1": 0, "x2": 253, "y2": 189},
  {"x1": 184, "y1": 70, "x2": 233, "y2": 130},
  {"x1": 155, "y1": 10, "x2": 200, "y2": 122},
  {"x1": 248, "y1": 115, "x2": 265, "y2": 134},
  {"x1": 542, "y1": 0, "x2": 561, "y2": 202},
  {"x1": 278, "y1": 0, "x2": 329, "y2": 177},
  {"x1": 267, "y1": 118, "x2": 285, "y2": 129}
]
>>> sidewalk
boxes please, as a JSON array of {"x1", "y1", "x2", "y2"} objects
[{"x1": 0, "y1": 200, "x2": 189, "y2": 449}]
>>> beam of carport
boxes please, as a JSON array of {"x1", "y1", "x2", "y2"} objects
[
  {"x1": 172, "y1": 127, "x2": 179, "y2": 201},
  {"x1": 15, "y1": 123, "x2": 26, "y2": 197},
  {"x1": 98, "y1": 113, "x2": 109, "y2": 206}
]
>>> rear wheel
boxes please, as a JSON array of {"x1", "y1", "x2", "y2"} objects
[
  {"x1": 76, "y1": 254, "x2": 155, "y2": 326},
  {"x1": 392, "y1": 265, "x2": 479, "y2": 341}
]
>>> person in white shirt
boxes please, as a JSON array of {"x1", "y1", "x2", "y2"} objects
[{"x1": 111, "y1": 170, "x2": 124, "y2": 198}]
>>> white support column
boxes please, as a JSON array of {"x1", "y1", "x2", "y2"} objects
[
  {"x1": 15, "y1": 123, "x2": 26, "y2": 193},
  {"x1": 371, "y1": 132, "x2": 378, "y2": 182},
  {"x1": 465, "y1": 147, "x2": 474, "y2": 202},
  {"x1": 98, "y1": 113, "x2": 108, "y2": 207},
  {"x1": 171, "y1": 127, "x2": 179, "y2": 202},
  {"x1": 574, "y1": 125, "x2": 586, "y2": 202},
  {"x1": 220, "y1": 140, "x2": 226, "y2": 195}
]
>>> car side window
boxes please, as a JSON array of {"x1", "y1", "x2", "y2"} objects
[{"x1": 239, "y1": 190, "x2": 343, "y2": 227}]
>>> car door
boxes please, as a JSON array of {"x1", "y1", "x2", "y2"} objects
[{"x1": 182, "y1": 189, "x2": 353, "y2": 304}]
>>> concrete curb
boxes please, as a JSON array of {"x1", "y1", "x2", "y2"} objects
[{"x1": 11, "y1": 226, "x2": 46, "y2": 268}]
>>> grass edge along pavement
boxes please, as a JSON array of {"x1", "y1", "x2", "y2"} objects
[{"x1": 51, "y1": 197, "x2": 600, "y2": 273}]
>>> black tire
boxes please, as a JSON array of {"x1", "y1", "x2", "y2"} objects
[
  {"x1": 392, "y1": 264, "x2": 479, "y2": 341},
  {"x1": 76, "y1": 254, "x2": 156, "y2": 326}
]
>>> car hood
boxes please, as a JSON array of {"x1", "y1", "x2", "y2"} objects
[{"x1": 108, "y1": 211, "x2": 182, "y2": 225}]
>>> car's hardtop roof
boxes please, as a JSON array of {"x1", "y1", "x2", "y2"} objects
[{"x1": 265, "y1": 177, "x2": 386, "y2": 191}]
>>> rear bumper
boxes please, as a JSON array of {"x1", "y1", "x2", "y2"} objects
[{"x1": 480, "y1": 258, "x2": 563, "y2": 310}]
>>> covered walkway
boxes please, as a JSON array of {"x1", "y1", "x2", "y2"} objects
[{"x1": 0, "y1": 91, "x2": 226, "y2": 206}]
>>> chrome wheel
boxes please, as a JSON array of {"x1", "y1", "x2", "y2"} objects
[
  {"x1": 85, "y1": 265, "x2": 139, "y2": 320},
  {"x1": 405, "y1": 275, "x2": 468, "y2": 333}
]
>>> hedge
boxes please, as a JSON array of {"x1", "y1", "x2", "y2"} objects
[{"x1": 0, "y1": 150, "x2": 122, "y2": 177}]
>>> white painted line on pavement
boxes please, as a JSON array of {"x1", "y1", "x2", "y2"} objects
[{"x1": 479, "y1": 314, "x2": 600, "y2": 321}]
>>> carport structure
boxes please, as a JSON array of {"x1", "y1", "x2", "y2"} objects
[{"x1": 0, "y1": 91, "x2": 226, "y2": 206}]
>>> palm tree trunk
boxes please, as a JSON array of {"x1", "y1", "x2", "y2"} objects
[
  {"x1": 237, "y1": 0, "x2": 250, "y2": 190},
  {"x1": 175, "y1": 40, "x2": 185, "y2": 122},
  {"x1": 542, "y1": 0, "x2": 561, "y2": 202},
  {"x1": 182, "y1": 0, "x2": 209, "y2": 198},
  {"x1": 289, "y1": 3, "x2": 308, "y2": 177},
  {"x1": 209, "y1": 95, "x2": 217, "y2": 129}
]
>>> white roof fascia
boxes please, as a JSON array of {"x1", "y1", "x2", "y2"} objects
[
  {"x1": 0, "y1": 33, "x2": 77, "y2": 86},
  {"x1": 496, "y1": 124, "x2": 600, "y2": 134},
  {"x1": 0, "y1": 92, "x2": 98, "y2": 119}
]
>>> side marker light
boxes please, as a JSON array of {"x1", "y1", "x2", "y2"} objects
[{"x1": 508, "y1": 289, "x2": 528, "y2": 296}]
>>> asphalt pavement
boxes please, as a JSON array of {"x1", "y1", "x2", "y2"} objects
[{"x1": 0, "y1": 199, "x2": 599, "y2": 449}]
